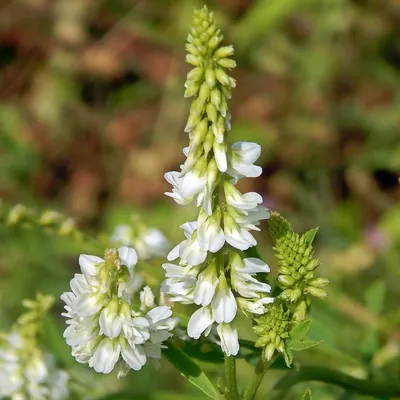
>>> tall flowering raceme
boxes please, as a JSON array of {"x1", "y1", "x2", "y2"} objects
[
  {"x1": 0, "y1": 294, "x2": 69, "y2": 400},
  {"x1": 161, "y1": 6, "x2": 273, "y2": 357},
  {"x1": 61, "y1": 246, "x2": 178, "y2": 376}
]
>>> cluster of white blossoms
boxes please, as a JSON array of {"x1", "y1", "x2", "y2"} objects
[
  {"x1": 0, "y1": 296, "x2": 68, "y2": 400},
  {"x1": 61, "y1": 246, "x2": 178, "y2": 376},
  {"x1": 110, "y1": 218, "x2": 170, "y2": 260},
  {"x1": 161, "y1": 6, "x2": 273, "y2": 356}
]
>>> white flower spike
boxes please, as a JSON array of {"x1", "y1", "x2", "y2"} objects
[{"x1": 161, "y1": 5, "x2": 273, "y2": 356}]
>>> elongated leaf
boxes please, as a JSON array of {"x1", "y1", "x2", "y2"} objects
[
  {"x1": 365, "y1": 280, "x2": 386, "y2": 315},
  {"x1": 180, "y1": 339, "x2": 224, "y2": 364},
  {"x1": 163, "y1": 341, "x2": 219, "y2": 399},
  {"x1": 288, "y1": 319, "x2": 312, "y2": 345},
  {"x1": 290, "y1": 340, "x2": 322, "y2": 352},
  {"x1": 302, "y1": 388, "x2": 312, "y2": 399}
]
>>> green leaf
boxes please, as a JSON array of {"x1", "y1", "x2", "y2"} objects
[
  {"x1": 365, "y1": 280, "x2": 386, "y2": 315},
  {"x1": 288, "y1": 319, "x2": 312, "y2": 345},
  {"x1": 290, "y1": 340, "x2": 322, "y2": 352},
  {"x1": 303, "y1": 228, "x2": 319, "y2": 245},
  {"x1": 163, "y1": 340, "x2": 219, "y2": 399},
  {"x1": 302, "y1": 388, "x2": 312, "y2": 399},
  {"x1": 180, "y1": 339, "x2": 224, "y2": 364},
  {"x1": 283, "y1": 348, "x2": 293, "y2": 367}
]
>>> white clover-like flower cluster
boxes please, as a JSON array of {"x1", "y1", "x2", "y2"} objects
[
  {"x1": 161, "y1": 7, "x2": 273, "y2": 356},
  {"x1": 0, "y1": 332, "x2": 68, "y2": 400},
  {"x1": 111, "y1": 221, "x2": 170, "y2": 260},
  {"x1": 61, "y1": 246, "x2": 178, "y2": 376}
]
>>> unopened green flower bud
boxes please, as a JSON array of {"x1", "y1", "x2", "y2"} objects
[
  {"x1": 59, "y1": 217, "x2": 76, "y2": 236},
  {"x1": 203, "y1": 129, "x2": 214, "y2": 155},
  {"x1": 305, "y1": 259, "x2": 320, "y2": 271},
  {"x1": 290, "y1": 288, "x2": 302, "y2": 302},
  {"x1": 39, "y1": 210, "x2": 63, "y2": 226},
  {"x1": 308, "y1": 278, "x2": 329, "y2": 288},
  {"x1": 213, "y1": 115, "x2": 225, "y2": 143},
  {"x1": 186, "y1": 53, "x2": 201, "y2": 66},
  {"x1": 214, "y1": 45, "x2": 234, "y2": 58},
  {"x1": 264, "y1": 342, "x2": 276, "y2": 361},
  {"x1": 205, "y1": 68, "x2": 216, "y2": 88},
  {"x1": 217, "y1": 58, "x2": 237, "y2": 69},
  {"x1": 184, "y1": 82, "x2": 200, "y2": 98},
  {"x1": 198, "y1": 82, "x2": 210, "y2": 103},
  {"x1": 206, "y1": 159, "x2": 219, "y2": 187},
  {"x1": 306, "y1": 286, "x2": 327, "y2": 298},
  {"x1": 278, "y1": 275, "x2": 296, "y2": 287},
  {"x1": 208, "y1": 32, "x2": 223, "y2": 49},
  {"x1": 210, "y1": 87, "x2": 222, "y2": 108},
  {"x1": 7, "y1": 204, "x2": 27, "y2": 225},
  {"x1": 293, "y1": 300, "x2": 307, "y2": 321},
  {"x1": 206, "y1": 103, "x2": 218, "y2": 123},
  {"x1": 215, "y1": 68, "x2": 230, "y2": 86}
]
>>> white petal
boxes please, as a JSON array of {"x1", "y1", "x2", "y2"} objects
[
  {"x1": 232, "y1": 142, "x2": 261, "y2": 163},
  {"x1": 99, "y1": 307, "x2": 122, "y2": 339},
  {"x1": 79, "y1": 255, "x2": 103, "y2": 276},
  {"x1": 146, "y1": 306, "x2": 172, "y2": 324},
  {"x1": 167, "y1": 244, "x2": 180, "y2": 261},
  {"x1": 187, "y1": 307, "x2": 214, "y2": 340},
  {"x1": 180, "y1": 239, "x2": 207, "y2": 266},
  {"x1": 211, "y1": 289, "x2": 237, "y2": 324},
  {"x1": 217, "y1": 323, "x2": 239, "y2": 356},
  {"x1": 118, "y1": 246, "x2": 138, "y2": 272},
  {"x1": 121, "y1": 342, "x2": 147, "y2": 371},
  {"x1": 193, "y1": 273, "x2": 218, "y2": 307},
  {"x1": 70, "y1": 274, "x2": 90, "y2": 296},
  {"x1": 242, "y1": 258, "x2": 270, "y2": 273},
  {"x1": 181, "y1": 171, "x2": 206, "y2": 198},
  {"x1": 90, "y1": 339, "x2": 120, "y2": 374},
  {"x1": 73, "y1": 293, "x2": 103, "y2": 317}
]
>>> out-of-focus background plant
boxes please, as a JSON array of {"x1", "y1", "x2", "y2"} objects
[{"x1": 0, "y1": 0, "x2": 399, "y2": 399}]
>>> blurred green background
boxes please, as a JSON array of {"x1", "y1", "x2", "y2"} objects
[{"x1": 0, "y1": 0, "x2": 399, "y2": 398}]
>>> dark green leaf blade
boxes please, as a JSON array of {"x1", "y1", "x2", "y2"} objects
[{"x1": 163, "y1": 340, "x2": 219, "y2": 399}]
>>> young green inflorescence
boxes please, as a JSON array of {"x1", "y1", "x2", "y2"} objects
[{"x1": 253, "y1": 212, "x2": 328, "y2": 364}]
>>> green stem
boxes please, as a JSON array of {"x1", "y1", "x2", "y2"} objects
[
  {"x1": 224, "y1": 355, "x2": 239, "y2": 400},
  {"x1": 244, "y1": 356, "x2": 274, "y2": 400},
  {"x1": 272, "y1": 366, "x2": 400, "y2": 399}
]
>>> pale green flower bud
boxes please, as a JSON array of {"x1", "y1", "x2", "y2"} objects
[
  {"x1": 293, "y1": 300, "x2": 307, "y2": 321},
  {"x1": 278, "y1": 275, "x2": 296, "y2": 287},
  {"x1": 306, "y1": 286, "x2": 327, "y2": 298},
  {"x1": 308, "y1": 278, "x2": 329, "y2": 288},
  {"x1": 184, "y1": 82, "x2": 200, "y2": 98},
  {"x1": 208, "y1": 32, "x2": 223, "y2": 50},
  {"x1": 210, "y1": 87, "x2": 222, "y2": 108},
  {"x1": 203, "y1": 129, "x2": 215, "y2": 155},
  {"x1": 198, "y1": 82, "x2": 210, "y2": 104},
  {"x1": 187, "y1": 67, "x2": 204, "y2": 81},
  {"x1": 215, "y1": 68, "x2": 231, "y2": 86},
  {"x1": 206, "y1": 103, "x2": 218, "y2": 124},
  {"x1": 205, "y1": 67, "x2": 216, "y2": 88},
  {"x1": 214, "y1": 45, "x2": 234, "y2": 58},
  {"x1": 186, "y1": 53, "x2": 201, "y2": 66},
  {"x1": 217, "y1": 58, "x2": 237, "y2": 69}
]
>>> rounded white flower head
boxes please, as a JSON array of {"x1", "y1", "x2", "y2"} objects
[{"x1": 61, "y1": 246, "x2": 178, "y2": 376}]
